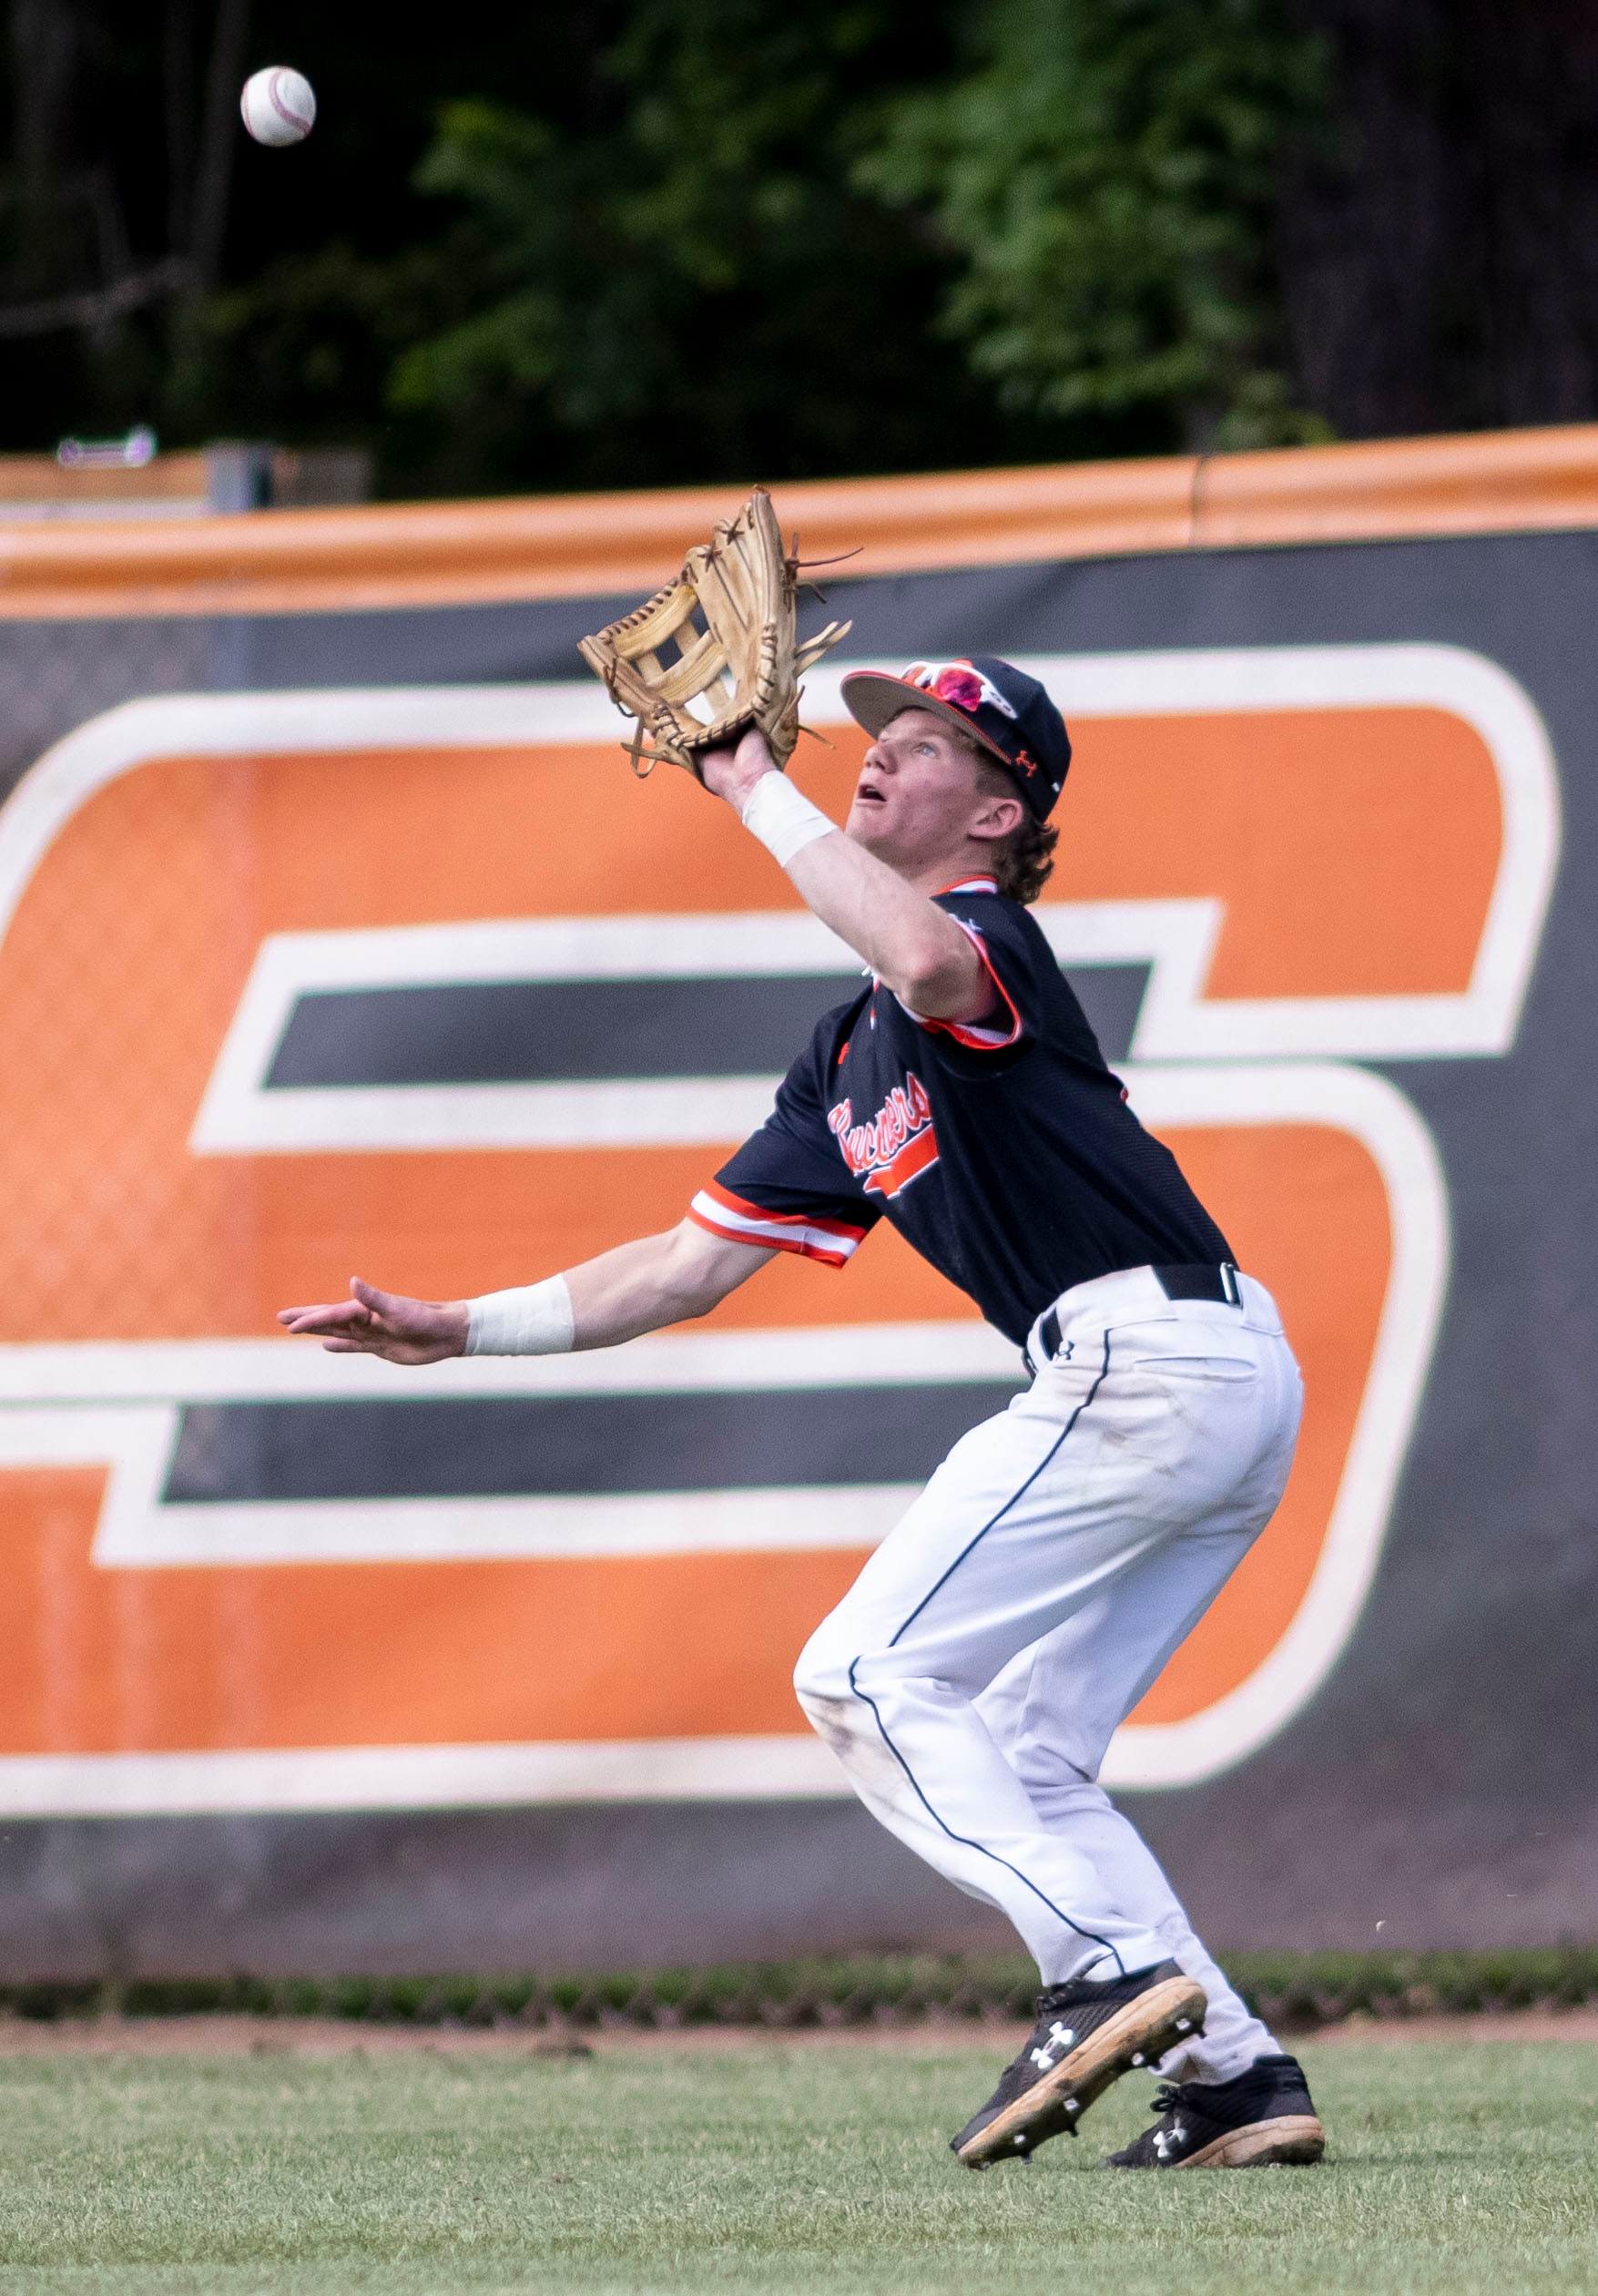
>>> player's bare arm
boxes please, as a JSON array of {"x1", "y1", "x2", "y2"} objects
[
  {"x1": 697, "y1": 712, "x2": 1020, "y2": 1026},
  {"x1": 277, "y1": 1220, "x2": 773, "y2": 1362}
]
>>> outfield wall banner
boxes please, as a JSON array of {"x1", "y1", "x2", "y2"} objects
[{"x1": 0, "y1": 434, "x2": 1594, "y2": 1976}]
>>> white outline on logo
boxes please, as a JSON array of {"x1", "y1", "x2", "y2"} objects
[
  {"x1": 1018, "y1": 643, "x2": 1560, "y2": 1061},
  {"x1": 0, "y1": 1320, "x2": 1020, "y2": 1572},
  {"x1": 1104, "y1": 1058, "x2": 1448, "y2": 1787}
]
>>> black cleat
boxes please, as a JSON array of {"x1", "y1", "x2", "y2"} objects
[
  {"x1": 1103, "y1": 2051, "x2": 1326, "y2": 2169},
  {"x1": 951, "y1": 1958, "x2": 1206, "y2": 2168}
]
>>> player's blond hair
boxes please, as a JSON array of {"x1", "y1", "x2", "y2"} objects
[{"x1": 963, "y1": 743, "x2": 1059, "y2": 906}]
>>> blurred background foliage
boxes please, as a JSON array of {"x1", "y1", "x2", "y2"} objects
[
  {"x1": 4, "y1": 0, "x2": 1598, "y2": 495},
  {"x1": 856, "y1": 0, "x2": 1328, "y2": 446}
]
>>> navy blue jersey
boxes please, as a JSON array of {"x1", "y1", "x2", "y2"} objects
[{"x1": 688, "y1": 877, "x2": 1233, "y2": 1347}]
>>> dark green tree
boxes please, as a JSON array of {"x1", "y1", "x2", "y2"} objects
[
  {"x1": 16, "y1": 0, "x2": 1598, "y2": 488},
  {"x1": 855, "y1": 0, "x2": 1329, "y2": 447},
  {"x1": 381, "y1": 1, "x2": 1091, "y2": 493}
]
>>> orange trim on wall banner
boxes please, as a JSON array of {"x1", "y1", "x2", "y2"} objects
[{"x1": 4, "y1": 423, "x2": 1598, "y2": 619}]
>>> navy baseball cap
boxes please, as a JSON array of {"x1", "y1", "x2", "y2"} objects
[{"x1": 840, "y1": 657, "x2": 1071, "y2": 820}]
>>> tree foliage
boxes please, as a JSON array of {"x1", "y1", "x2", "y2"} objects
[
  {"x1": 857, "y1": 0, "x2": 1328, "y2": 445},
  {"x1": 379, "y1": 2, "x2": 1087, "y2": 491},
  {"x1": 3, "y1": 0, "x2": 1329, "y2": 485}
]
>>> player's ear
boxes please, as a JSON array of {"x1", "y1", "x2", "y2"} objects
[{"x1": 969, "y1": 789, "x2": 1024, "y2": 843}]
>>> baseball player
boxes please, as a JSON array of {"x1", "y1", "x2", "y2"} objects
[{"x1": 281, "y1": 656, "x2": 1325, "y2": 2172}]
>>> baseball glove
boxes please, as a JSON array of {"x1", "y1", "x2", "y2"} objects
[{"x1": 578, "y1": 487, "x2": 851, "y2": 777}]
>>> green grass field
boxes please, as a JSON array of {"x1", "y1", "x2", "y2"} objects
[{"x1": 0, "y1": 2035, "x2": 1592, "y2": 2294}]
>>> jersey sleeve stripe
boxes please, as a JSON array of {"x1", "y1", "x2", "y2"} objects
[
  {"x1": 687, "y1": 1182, "x2": 867, "y2": 1266},
  {"x1": 894, "y1": 922, "x2": 1024, "y2": 1052},
  {"x1": 697, "y1": 1179, "x2": 869, "y2": 1241}
]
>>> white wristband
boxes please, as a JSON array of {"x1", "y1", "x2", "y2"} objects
[
  {"x1": 740, "y1": 772, "x2": 836, "y2": 866},
  {"x1": 464, "y1": 1275, "x2": 575, "y2": 1356}
]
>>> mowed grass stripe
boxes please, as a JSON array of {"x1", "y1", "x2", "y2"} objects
[{"x1": 0, "y1": 2038, "x2": 1592, "y2": 2293}]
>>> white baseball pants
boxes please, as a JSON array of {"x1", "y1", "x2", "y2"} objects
[{"x1": 794, "y1": 1265, "x2": 1302, "y2": 2084}]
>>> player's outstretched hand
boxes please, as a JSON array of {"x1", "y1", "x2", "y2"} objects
[{"x1": 277, "y1": 1277, "x2": 469, "y2": 1364}]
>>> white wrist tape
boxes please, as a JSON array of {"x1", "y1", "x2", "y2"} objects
[
  {"x1": 464, "y1": 1275, "x2": 575, "y2": 1356},
  {"x1": 740, "y1": 772, "x2": 836, "y2": 866}
]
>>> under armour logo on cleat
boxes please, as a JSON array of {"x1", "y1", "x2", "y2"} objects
[{"x1": 1029, "y1": 2021, "x2": 1075, "y2": 2069}]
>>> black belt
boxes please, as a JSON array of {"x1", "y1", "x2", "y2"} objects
[{"x1": 1034, "y1": 1262, "x2": 1242, "y2": 1368}]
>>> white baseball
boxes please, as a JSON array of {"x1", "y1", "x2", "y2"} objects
[{"x1": 240, "y1": 66, "x2": 317, "y2": 148}]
